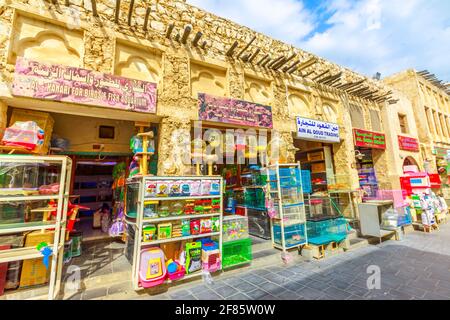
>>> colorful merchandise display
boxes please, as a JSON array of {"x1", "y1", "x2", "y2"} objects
[
  {"x1": 127, "y1": 176, "x2": 224, "y2": 290},
  {"x1": 0, "y1": 155, "x2": 72, "y2": 300},
  {"x1": 267, "y1": 163, "x2": 308, "y2": 251}
]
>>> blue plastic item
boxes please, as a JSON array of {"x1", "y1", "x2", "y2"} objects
[{"x1": 301, "y1": 170, "x2": 312, "y2": 194}]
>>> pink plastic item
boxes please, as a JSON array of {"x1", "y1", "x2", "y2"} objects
[{"x1": 139, "y1": 248, "x2": 167, "y2": 288}]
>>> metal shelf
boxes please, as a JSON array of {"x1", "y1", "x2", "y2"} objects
[
  {"x1": 141, "y1": 232, "x2": 221, "y2": 246},
  {"x1": 0, "y1": 194, "x2": 60, "y2": 203},
  {"x1": 143, "y1": 213, "x2": 221, "y2": 223},
  {"x1": 0, "y1": 155, "x2": 72, "y2": 300},
  {"x1": 144, "y1": 195, "x2": 221, "y2": 201},
  {"x1": 0, "y1": 221, "x2": 57, "y2": 235}
]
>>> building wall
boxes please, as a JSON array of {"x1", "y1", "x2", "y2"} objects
[
  {"x1": 384, "y1": 70, "x2": 450, "y2": 173},
  {"x1": 0, "y1": 0, "x2": 408, "y2": 209}
]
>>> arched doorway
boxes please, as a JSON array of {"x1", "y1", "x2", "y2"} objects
[{"x1": 403, "y1": 156, "x2": 419, "y2": 173}]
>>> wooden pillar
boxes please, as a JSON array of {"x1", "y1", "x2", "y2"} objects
[{"x1": 0, "y1": 101, "x2": 8, "y2": 137}]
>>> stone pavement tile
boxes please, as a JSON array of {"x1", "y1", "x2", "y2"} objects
[
  {"x1": 409, "y1": 278, "x2": 439, "y2": 291},
  {"x1": 276, "y1": 269, "x2": 296, "y2": 278},
  {"x1": 235, "y1": 281, "x2": 258, "y2": 293},
  {"x1": 262, "y1": 282, "x2": 286, "y2": 296},
  {"x1": 306, "y1": 280, "x2": 330, "y2": 291},
  {"x1": 323, "y1": 286, "x2": 352, "y2": 300},
  {"x1": 395, "y1": 285, "x2": 427, "y2": 299},
  {"x1": 428, "y1": 270, "x2": 450, "y2": 282},
  {"x1": 346, "y1": 285, "x2": 370, "y2": 297},
  {"x1": 107, "y1": 281, "x2": 133, "y2": 295},
  {"x1": 437, "y1": 279, "x2": 450, "y2": 290},
  {"x1": 432, "y1": 287, "x2": 450, "y2": 298},
  {"x1": 346, "y1": 295, "x2": 365, "y2": 300},
  {"x1": 327, "y1": 279, "x2": 351, "y2": 290},
  {"x1": 296, "y1": 287, "x2": 325, "y2": 300},
  {"x1": 266, "y1": 273, "x2": 290, "y2": 285},
  {"x1": 276, "y1": 290, "x2": 302, "y2": 300},
  {"x1": 223, "y1": 277, "x2": 243, "y2": 287},
  {"x1": 214, "y1": 285, "x2": 239, "y2": 299},
  {"x1": 194, "y1": 289, "x2": 223, "y2": 300},
  {"x1": 388, "y1": 289, "x2": 414, "y2": 300},
  {"x1": 246, "y1": 289, "x2": 270, "y2": 300},
  {"x1": 260, "y1": 294, "x2": 280, "y2": 300},
  {"x1": 169, "y1": 289, "x2": 192, "y2": 299},
  {"x1": 243, "y1": 274, "x2": 266, "y2": 286},
  {"x1": 228, "y1": 292, "x2": 251, "y2": 300},
  {"x1": 82, "y1": 287, "x2": 108, "y2": 300},
  {"x1": 283, "y1": 281, "x2": 305, "y2": 292},
  {"x1": 423, "y1": 292, "x2": 448, "y2": 300}
]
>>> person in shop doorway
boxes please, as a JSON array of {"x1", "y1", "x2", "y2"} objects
[{"x1": 93, "y1": 203, "x2": 111, "y2": 233}]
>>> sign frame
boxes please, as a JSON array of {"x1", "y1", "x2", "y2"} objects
[
  {"x1": 12, "y1": 57, "x2": 157, "y2": 113},
  {"x1": 295, "y1": 116, "x2": 340, "y2": 143},
  {"x1": 353, "y1": 128, "x2": 386, "y2": 150}
]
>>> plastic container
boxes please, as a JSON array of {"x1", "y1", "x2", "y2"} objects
[
  {"x1": 222, "y1": 238, "x2": 252, "y2": 269},
  {"x1": 125, "y1": 183, "x2": 140, "y2": 218},
  {"x1": 0, "y1": 244, "x2": 10, "y2": 295},
  {"x1": 70, "y1": 232, "x2": 83, "y2": 257},
  {"x1": 168, "y1": 267, "x2": 186, "y2": 281},
  {"x1": 222, "y1": 215, "x2": 249, "y2": 242}
]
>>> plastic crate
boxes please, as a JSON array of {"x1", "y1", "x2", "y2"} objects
[
  {"x1": 273, "y1": 223, "x2": 306, "y2": 247},
  {"x1": 222, "y1": 238, "x2": 252, "y2": 269}
]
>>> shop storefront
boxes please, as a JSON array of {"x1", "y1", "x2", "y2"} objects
[
  {"x1": 353, "y1": 128, "x2": 387, "y2": 201},
  {"x1": 0, "y1": 57, "x2": 159, "y2": 298},
  {"x1": 294, "y1": 117, "x2": 350, "y2": 255}
]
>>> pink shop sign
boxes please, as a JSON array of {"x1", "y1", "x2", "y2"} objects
[{"x1": 12, "y1": 57, "x2": 157, "y2": 113}]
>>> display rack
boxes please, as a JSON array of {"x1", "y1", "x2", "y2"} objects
[
  {"x1": 126, "y1": 176, "x2": 223, "y2": 291},
  {"x1": 266, "y1": 163, "x2": 308, "y2": 252},
  {"x1": 0, "y1": 155, "x2": 72, "y2": 300}
]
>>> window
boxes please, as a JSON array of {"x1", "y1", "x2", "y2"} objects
[
  {"x1": 350, "y1": 104, "x2": 365, "y2": 129},
  {"x1": 370, "y1": 110, "x2": 382, "y2": 132},
  {"x1": 398, "y1": 114, "x2": 409, "y2": 134},
  {"x1": 425, "y1": 107, "x2": 435, "y2": 134},
  {"x1": 99, "y1": 126, "x2": 115, "y2": 139}
]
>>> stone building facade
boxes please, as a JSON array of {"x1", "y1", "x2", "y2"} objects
[
  {"x1": 0, "y1": 0, "x2": 423, "y2": 217},
  {"x1": 384, "y1": 70, "x2": 450, "y2": 175}
]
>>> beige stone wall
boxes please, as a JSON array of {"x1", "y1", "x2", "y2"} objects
[
  {"x1": 0, "y1": 0, "x2": 406, "y2": 199},
  {"x1": 384, "y1": 70, "x2": 450, "y2": 173}
]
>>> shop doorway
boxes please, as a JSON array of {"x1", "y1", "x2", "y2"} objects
[
  {"x1": 403, "y1": 157, "x2": 419, "y2": 173},
  {"x1": 355, "y1": 147, "x2": 379, "y2": 200},
  {"x1": 71, "y1": 157, "x2": 129, "y2": 241}
]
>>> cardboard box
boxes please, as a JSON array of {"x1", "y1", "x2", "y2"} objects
[
  {"x1": 9, "y1": 108, "x2": 54, "y2": 155},
  {"x1": 19, "y1": 231, "x2": 54, "y2": 288},
  {"x1": 307, "y1": 151, "x2": 324, "y2": 162},
  {"x1": 311, "y1": 163, "x2": 326, "y2": 173}
]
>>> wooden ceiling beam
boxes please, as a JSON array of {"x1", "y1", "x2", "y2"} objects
[
  {"x1": 165, "y1": 24, "x2": 175, "y2": 39},
  {"x1": 114, "y1": 0, "x2": 121, "y2": 23},
  {"x1": 238, "y1": 36, "x2": 256, "y2": 60},
  {"x1": 226, "y1": 41, "x2": 239, "y2": 57},
  {"x1": 180, "y1": 25, "x2": 192, "y2": 44},
  {"x1": 192, "y1": 32, "x2": 203, "y2": 47},
  {"x1": 284, "y1": 60, "x2": 300, "y2": 73},
  {"x1": 248, "y1": 48, "x2": 260, "y2": 63},
  {"x1": 297, "y1": 57, "x2": 318, "y2": 71},
  {"x1": 127, "y1": 0, "x2": 134, "y2": 26},
  {"x1": 143, "y1": 7, "x2": 151, "y2": 31}
]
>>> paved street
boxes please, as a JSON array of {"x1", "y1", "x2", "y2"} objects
[{"x1": 59, "y1": 221, "x2": 450, "y2": 301}]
